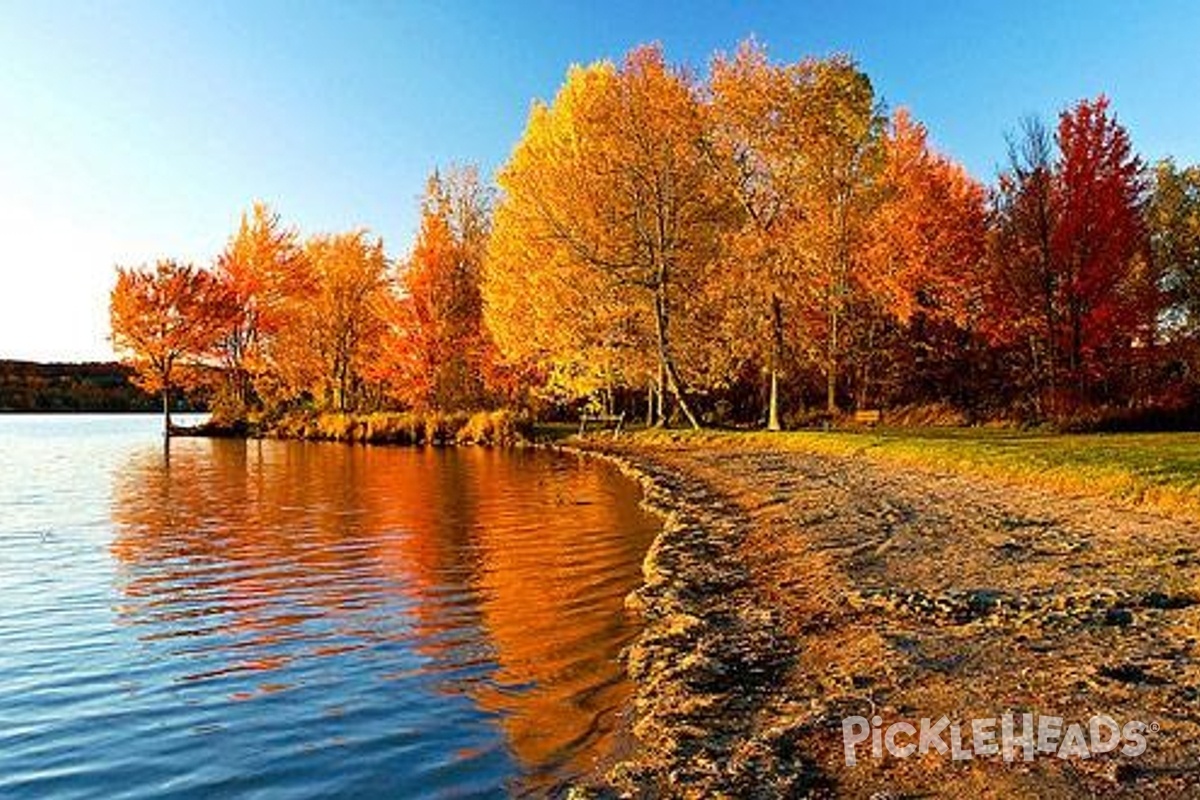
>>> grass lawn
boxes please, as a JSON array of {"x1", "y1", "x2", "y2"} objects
[{"x1": 626, "y1": 426, "x2": 1200, "y2": 518}]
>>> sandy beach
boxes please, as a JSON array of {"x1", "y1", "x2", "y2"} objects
[{"x1": 579, "y1": 435, "x2": 1200, "y2": 798}]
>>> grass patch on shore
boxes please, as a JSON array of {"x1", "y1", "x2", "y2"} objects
[
  {"x1": 264, "y1": 409, "x2": 533, "y2": 446},
  {"x1": 626, "y1": 427, "x2": 1200, "y2": 517}
]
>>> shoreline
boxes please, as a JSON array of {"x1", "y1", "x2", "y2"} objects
[
  {"x1": 171, "y1": 409, "x2": 534, "y2": 447},
  {"x1": 561, "y1": 441, "x2": 824, "y2": 797},
  {"x1": 566, "y1": 433, "x2": 1200, "y2": 797},
  {"x1": 164, "y1": 422, "x2": 1200, "y2": 795}
]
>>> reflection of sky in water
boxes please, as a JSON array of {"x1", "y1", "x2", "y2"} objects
[{"x1": 0, "y1": 415, "x2": 658, "y2": 798}]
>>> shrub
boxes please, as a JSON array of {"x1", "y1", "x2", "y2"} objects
[
  {"x1": 424, "y1": 411, "x2": 470, "y2": 445},
  {"x1": 315, "y1": 413, "x2": 354, "y2": 441},
  {"x1": 489, "y1": 409, "x2": 533, "y2": 445},
  {"x1": 268, "y1": 410, "x2": 316, "y2": 439},
  {"x1": 263, "y1": 408, "x2": 530, "y2": 446},
  {"x1": 457, "y1": 409, "x2": 533, "y2": 445},
  {"x1": 364, "y1": 412, "x2": 426, "y2": 445},
  {"x1": 457, "y1": 411, "x2": 494, "y2": 445}
]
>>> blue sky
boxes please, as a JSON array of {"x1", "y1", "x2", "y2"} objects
[{"x1": 2, "y1": 0, "x2": 1198, "y2": 361}]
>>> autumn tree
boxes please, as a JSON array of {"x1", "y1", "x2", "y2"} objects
[
  {"x1": 987, "y1": 117, "x2": 1061, "y2": 413},
  {"x1": 487, "y1": 185, "x2": 652, "y2": 411},
  {"x1": 484, "y1": 65, "x2": 655, "y2": 413},
  {"x1": 782, "y1": 55, "x2": 886, "y2": 413},
  {"x1": 271, "y1": 231, "x2": 389, "y2": 411},
  {"x1": 110, "y1": 260, "x2": 237, "y2": 432},
  {"x1": 707, "y1": 40, "x2": 801, "y2": 429},
  {"x1": 1052, "y1": 96, "x2": 1153, "y2": 402},
  {"x1": 989, "y1": 98, "x2": 1153, "y2": 413},
  {"x1": 214, "y1": 202, "x2": 306, "y2": 412},
  {"x1": 487, "y1": 46, "x2": 731, "y2": 428},
  {"x1": 870, "y1": 110, "x2": 987, "y2": 326},
  {"x1": 1149, "y1": 159, "x2": 1200, "y2": 359},
  {"x1": 709, "y1": 43, "x2": 894, "y2": 419},
  {"x1": 387, "y1": 167, "x2": 498, "y2": 411},
  {"x1": 863, "y1": 109, "x2": 988, "y2": 407}
]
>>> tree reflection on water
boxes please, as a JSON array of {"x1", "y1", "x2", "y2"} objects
[{"x1": 109, "y1": 438, "x2": 659, "y2": 792}]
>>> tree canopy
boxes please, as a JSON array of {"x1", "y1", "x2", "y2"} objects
[{"x1": 110, "y1": 40, "x2": 1200, "y2": 429}]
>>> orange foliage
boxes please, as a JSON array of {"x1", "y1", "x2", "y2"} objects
[
  {"x1": 107, "y1": 40, "x2": 1185, "y2": 424},
  {"x1": 869, "y1": 109, "x2": 988, "y2": 327},
  {"x1": 109, "y1": 260, "x2": 237, "y2": 426},
  {"x1": 214, "y1": 203, "x2": 307, "y2": 409},
  {"x1": 287, "y1": 231, "x2": 390, "y2": 411},
  {"x1": 486, "y1": 46, "x2": 731, "y2": 426},
  {"x1": 383, "y1": 168, "x2": 500, "y2": 411}
]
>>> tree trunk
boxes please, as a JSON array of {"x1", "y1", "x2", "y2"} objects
[
  {"x1": 767, "y1": 369, "x2": 781, "y2": 431},
  {"x1": 767, "y1": 293, "x2": 784, "y2": 431},
  {"x1": 827, "y1": 299, "x2": 840, "y2": 414},
  {"x1": 663, "y1": 359, "x2": 699, "y2": 429},
  {"x1": 646, "y1": 381, "x2": 655, "y2": 427},
  {"x1": 1029, "y1": 333, "x2": 1044, "y2": 418},
  {"x1": 655, "y1": 363, "x2": 665, "y2": 427},
  {"x1": 1070, "y1": 300, "x2": 1085, "y2": 402},
  {"x1": 162, "y1": 386, "x2": 172, "y2": 437},
  {"x1": 1040, "y1": 235, "x2": 1057, "y2": 416},
  {"x1": 856, "y1": 319, "x2": 879, "y2": 411},
  {"x1": 652, "y1": 289, "x2": 700, "y2": 430},
  {"x1": 826, "y1": 367, "x2": 837, "y2": 415}
]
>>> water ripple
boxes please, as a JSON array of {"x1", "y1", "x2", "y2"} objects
[{"x1": 0, "y1": 417, "x2": 659, "y2": 798}]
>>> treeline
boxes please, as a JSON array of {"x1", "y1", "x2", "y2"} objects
[
  {"x1": 0, "y1": 360, "x2": 159, "y2": 412},
  {"x1": 110, "y1": 40, "x2": 1200, "y2": 430},
  {"x1": 110, "y1": 167, "x2": 510, "y2": 429}
]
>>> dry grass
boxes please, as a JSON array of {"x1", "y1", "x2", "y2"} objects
[
  {"x1": 456, "y1": 409, "x2": 531, "y2": 445},
  {"x1": 264, "y1": 409, "x2": 532, "y2": 446},
  {"x1": 625, "y1": 427, "x2": 1200, "y2": 519}
]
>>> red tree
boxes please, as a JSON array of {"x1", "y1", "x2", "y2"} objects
[
  {"x1": 987, "y1": 98, "x2": 1155, "y2": 413},
  {"x1": 1052, "y1": 96, "x2": 1154, "y2": 401}
]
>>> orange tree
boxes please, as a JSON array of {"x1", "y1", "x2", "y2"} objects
[{"x1": 110, "y1": 260, "x2": 236, "y2": 432}]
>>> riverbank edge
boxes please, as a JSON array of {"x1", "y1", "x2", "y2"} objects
[
  {"x1": 557, "y1": 440, "x2": 821, "y2": 798},
  {"x1": 177, "y1": 420, "x2": 810, "y2": 791},
  {"x1": 172, "y1": 408, "x2": 535, "y2": 447},
  {"x1": 172, "y1": 415, "x2": 820, "y2": 791}
]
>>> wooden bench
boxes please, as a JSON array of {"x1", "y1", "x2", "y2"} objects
[
  {"x1": 579, "y1": 411, "x2": 626, "y2": 438},
  {"x1": 853, "y1": 409, "x2": 882, "y2": 426}
]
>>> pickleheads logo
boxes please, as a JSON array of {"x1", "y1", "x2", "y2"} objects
[{"x1": 842, "y1": 713, "x2": 1156, "y2": 766}]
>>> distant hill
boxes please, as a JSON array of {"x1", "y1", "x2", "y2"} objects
[{"x1": 0, "y1": 360, "x2": 159, "y2": 412}]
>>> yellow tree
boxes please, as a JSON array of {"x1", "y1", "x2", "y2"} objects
[
  {"x1": 710, "y1": 45, "x2": 886, "y2": 417},
  {"x1": 486, "y1": 190, "x2": 652, "y2": 409},
  {"x1": 1150, "y1": 159, "x2": 1200, "y2": 356},
  {"x1": 484, "y1": 64, "x2": 654, "y2": 411},
  {"x1": 786, "y1": 56, "x2": 886, "y2": 413},
  {"x1": 708, "y1": 41, "x2": 805, "y2": 428},
  {"x1": 273, "y1": 231, "x2": 389, "y2": 411},
  {"x1": 488, "y1": 46, "x2": 729, "y2": 427},
  {"x1": 792, "y1": 56, "x2": 888, "y2": 417},
  {"x1": 110, "y1": 260, "x2": 237, "y2": 433}
]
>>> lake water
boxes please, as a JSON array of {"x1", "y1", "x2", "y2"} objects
[{"x1": 0, "y1": 415, "x2": 660, "y2": 798}]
